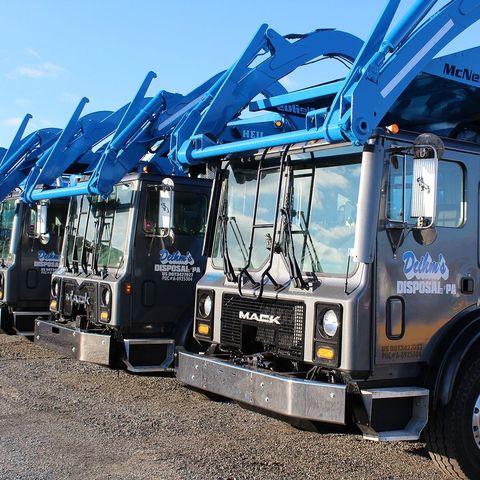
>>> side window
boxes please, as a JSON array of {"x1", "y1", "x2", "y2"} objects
[
  {"x1": 173, "y1": 191, "x2": 208, "y2": 236},
  {"x1": 437, "y1": 163, "x2": 464, "y2": 227},
  {"x1": 386, "y1": 156, "x2": 464, "y2": 228},
  {"x1": 47, "y1": 203, "x2": 68, "y2": 238}
]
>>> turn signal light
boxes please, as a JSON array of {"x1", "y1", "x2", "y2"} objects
[
  {"x1": 124, "y1": 282, "x2": 132, "y2": 295},
  {"x1": 100, "y1": 311, "x2": 109, "y2": 321},
  {"x1": 316, "y1": 346, "x2": 335, "y2": 360},
  {"x1": 274, "y1": 120, "x2": 283, "y2": 128},
  {"x1": 386, "y1": 123, "x2": 400, "y2": 134},
  {"x1": 143, "y1": 165, "x2": 150, "y2": 173},
  {"x1": 0, "y1": 290, "x2": 3, "y2": 300},
  {"x1": 50, "y1": 299, "x2": 57, "y2": 310},
  {"x1": 197, "y1": 323, "x2": 210, "y2": 336}
]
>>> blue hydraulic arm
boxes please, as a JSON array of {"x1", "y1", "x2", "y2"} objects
[
  {"x1": 22, "y1": 98, "x2": 131, "y2": 204},
  {"x1": 321, "y1": 0, "x2": 480, "y2": 144},
  {"x1": 0, "y1": 113, "x2": 62, "y2": 202},
  {"x1": 172, "y1": 0, "x2": 480, "y2": 164},
  {"x1": 0, "y1": 114, "x2": 32, "y2": 165},
  {"x1": 170, "y1": 27, "x2": 363, "y2": 168},
  {"x1": 25, "y1": 27, "x2": 363, "y2": 202},
  {"x1": 25, "y1": 70, "x2": 226, "y2": 201}
]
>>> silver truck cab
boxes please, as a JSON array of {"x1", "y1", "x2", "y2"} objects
[{"x1": 177, "y1": 129, "x2": 480, "y2": 477}]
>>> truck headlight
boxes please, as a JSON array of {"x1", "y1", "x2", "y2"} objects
[
  {"x1": 51, "y1": 279, "x2": 59, "y2": 298},
  {"x1": 99, "y1": 284, "x2": 112, "y2": 323},
  {"x1": 322, "y1": 309, "x2": 339, "y2": 337},
  {"x1": 196, "y1": 289, "x2": 214, "y2": 340},
  {"x1": 101, "y1": 287, "x2": 111, "y2": 307},
  {"x1": 198, "y1": 292, "x2": 213, "y2": 319},
  {"x1": 314, "y1": 304, "x2": 342, "y2": 368}
]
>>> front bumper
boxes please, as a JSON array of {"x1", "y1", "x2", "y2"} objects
[
  {"x1": 177, "y1": 351, "x2": 347, "y2": 424},
  {"x1": 34, "y1": 319, "x2": 176, "y2": 373},
  {"x1": 34, "y1": 319, "x2": 112, "y2": 365}
]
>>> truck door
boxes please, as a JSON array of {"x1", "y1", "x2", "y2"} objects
[
  {"x1": 132, "y1": 180, "x2": 210, "y2": 339},
  {"x1": 375, "y1": 149, "x2": 476, "y2": 366},
  {"x1": 17, "y1": 201, "x2": 67, "y2": 309}
]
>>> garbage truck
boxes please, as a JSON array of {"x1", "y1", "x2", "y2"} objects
[
  {"x1": 26, "y1": 63, "x2": 327, "y2": 372},
  {"x1": 173, "y1": 1, "x2": 480, "y2": 478},
  {"x1": 0, "y1": 117, "x2": 66, "y2": 336},
  {"x1": 0, "y1": 103, "x2": 129, "y2": 337}
]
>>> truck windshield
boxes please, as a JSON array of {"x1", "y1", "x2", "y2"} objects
[
  {"x1": 0, "y1": 199, "x2": 16, "y2": 263},
  {"x1": 64, "y1": 184, "x2": 133, "y2": 274},
  {"x1": 212, "y1": 153, "x2": 361, "y2": 276}
]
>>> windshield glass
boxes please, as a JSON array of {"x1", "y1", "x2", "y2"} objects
[
  {"x1": 212, "y1": 154, "x2": 361, "y2": 276},
  {"x1": 212, "y1": 163, "x2": 280, "y2": 270},
  {"x1": 64, "y1": 184, "x2": 133, "y2": 273},
  {"x1": 287, "y1": 156, "x2": 361, "y2": 274},
  {"x1": 96, "y1": 184, "x2": 132, "y2": 269},
  {"x1": 0, "y1": 199, "x2": 16, "y2": 262}
]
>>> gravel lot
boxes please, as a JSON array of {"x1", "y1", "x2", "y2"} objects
[{"x1": 0, "y1": 333, "x2": 448, "y2": 480}]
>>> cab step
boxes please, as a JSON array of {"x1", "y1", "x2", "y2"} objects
[
  {"x1": 123, "y1": 338, "x2": 175, "y2": 373},
  {"x1": 358, "y1": 387, "x2": 429, "y2": 441}
]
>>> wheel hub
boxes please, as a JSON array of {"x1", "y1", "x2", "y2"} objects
[{"x1": 472, "y1": 394, "x2": 480, "y2": 449}]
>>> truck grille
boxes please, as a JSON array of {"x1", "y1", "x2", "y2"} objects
[
  {"x1": 221, "y1": 294, "x2": 305, "y2": 359},
  {"x1": 60, "y1": 280, "x2": 97, "y2": 323}
]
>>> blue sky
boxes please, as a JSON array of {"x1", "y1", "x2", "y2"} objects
[{"x1": 1, "y1": 0, "x2": 479, "y2": 146}]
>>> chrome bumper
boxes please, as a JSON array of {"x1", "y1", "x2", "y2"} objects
[
  {"x1": 34, "y1": 320, "x2": 176, "y2": 373},
  {"x1": 34, "y1": 319, "x2": 112, "y2": 365},
  {"x1": 177, "y1": 351, "x2": 347, "y2": 424}
]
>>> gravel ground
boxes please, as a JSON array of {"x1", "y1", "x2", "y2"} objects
[{"x1": 0, "y1": 333, "x2": 448, "y2": 480}]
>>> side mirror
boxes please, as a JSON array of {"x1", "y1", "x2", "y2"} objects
[
  {"x1": 30, "y1": 200, "x2": 50, "y2": 244},
  {"x1": 410, "y1": 134, "x2": 444, "y2": 229},
  {"x1": 158, "y1": 178, "x2": 174, "y2": 238},
  {"x1": 144, "y1": 179, "x2": 175, "y2": 238}
]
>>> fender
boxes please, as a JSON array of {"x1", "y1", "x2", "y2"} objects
[{"x1": 427, "y1": 305, "x2": 480, "y2": 407}]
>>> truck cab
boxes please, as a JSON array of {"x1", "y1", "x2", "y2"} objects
[
  {"x1": 177, "y1": 127, "x2": 480, "y2": 477},
  {"x1": 0, "y1": 191, "x2": 68, "y2": 337},
  {"x1": 35, "y1": 171, "x2": 211, "y2": 372}
]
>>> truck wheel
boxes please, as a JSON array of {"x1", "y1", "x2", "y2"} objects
[{"x1": 425, "y1": 355, "x2": 480, "y2": 479}]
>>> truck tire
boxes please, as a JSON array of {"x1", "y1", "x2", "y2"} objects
[{"x1": 425, "y1": 355, "x2": 480, "y2": 479}]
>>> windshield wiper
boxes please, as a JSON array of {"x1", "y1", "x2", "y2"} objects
[
  {"x1": 280, "y1": 170, "x2": 308, "y2": 290},
  {"x1": 299, "y1": 211, "x2": 322, "y2": 273},
  {"x1": 114, "y1": 254, "x2": 125, "y2": 279},
  {"x1": 219, "y1": 201, "x2": 237, "y2": 282},
  {"x1": 228, "y1": 216, "x2": 248, "y2": 264},
  {"x1": 280, "y1": 206, "x2": 308, "y2": 289},
  {"x1": 91, "y1": 217, "x2": 101, "y2": 276}
]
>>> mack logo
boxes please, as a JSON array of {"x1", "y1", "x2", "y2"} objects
[
  {"x1": 443, "y1": 63, "x2": 480, "y2": 83},
  {"x1": 239, "y1": 310, "x2": 280, "y2": 325},
  {"x1": 65, "y1": 292, "x2": 91, "y2": 306}
]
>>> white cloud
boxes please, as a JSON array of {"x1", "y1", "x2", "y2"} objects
[
  {"x1": 1, "y1": 117, "x2": 23, "y2": 127},
  {"x1": 7, "y1": 62, "x2": 67, "y2": 79}
]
